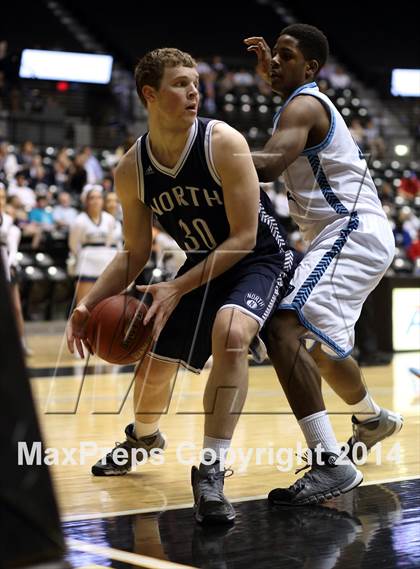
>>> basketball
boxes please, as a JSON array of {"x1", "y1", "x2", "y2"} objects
[{"x1": 86, "y1": 295, "x2": 153, "y2": 364}]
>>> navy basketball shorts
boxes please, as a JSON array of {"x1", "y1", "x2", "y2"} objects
[{"x1": 148, "y1": 251, "x2": 295, "y2": 373}]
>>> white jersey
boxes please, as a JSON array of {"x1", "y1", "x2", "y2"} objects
[
  {"x1": 0, "y1": 212, "x2": 21, "y2": 280},
  {"x1": 69, "y1": 211, "x2": 117, "y2": 278},
  {"x1": 273, "y1": 82, "x2": 385, "y2": 242}
]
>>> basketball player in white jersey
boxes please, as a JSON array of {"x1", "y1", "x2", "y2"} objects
[{"x1": 245, "y1": 24, "x2": 402, "y2": 505}]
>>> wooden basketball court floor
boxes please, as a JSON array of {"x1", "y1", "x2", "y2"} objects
[{"x1": 25, "y1": 322, "x2": 420, "y2": 568}]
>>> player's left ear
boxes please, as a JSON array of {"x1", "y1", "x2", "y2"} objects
[
  {"x1": 142, "y1": 85, "x2": 157, "y2": 105},
  {"x1": 306, "y1": 59, "x2": 319, "y2": 79}
]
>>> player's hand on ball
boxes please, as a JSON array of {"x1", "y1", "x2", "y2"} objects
[
  {"x1": 244, "y1": 36, "x2": 272, "y2": 84},
  {"x1": 66, "y1": 303, "x2": 93, "y2": 358},
  {"x1": 136, "y1": 281, "x2": 182, "y2": 342}
]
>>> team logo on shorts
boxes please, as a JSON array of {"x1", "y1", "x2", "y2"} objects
[{"x1": 245, "y1": 292, "x2": 265, "y2": 311}]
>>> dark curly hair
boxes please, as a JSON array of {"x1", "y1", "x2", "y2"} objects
[
  {"x1": 134, "y1": 48, "x2": 196, "y2": 107},
  {"x1": 280, "y1": 24, "x2": 329, "y2": 72}
]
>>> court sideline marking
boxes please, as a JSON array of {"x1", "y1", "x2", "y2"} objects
[{"x1": 67, "y1": 538, "x2": 195, "y2": 569}]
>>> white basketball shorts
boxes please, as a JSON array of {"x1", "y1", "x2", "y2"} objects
[{"x1": 279, "y1": 212, "x2": 395, "y2": 358}]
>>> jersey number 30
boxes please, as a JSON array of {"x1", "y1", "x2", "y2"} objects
[{"x1": 179, "y1": 218, "x2": 217, "y2": 251}]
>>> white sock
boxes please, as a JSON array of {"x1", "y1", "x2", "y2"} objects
[
  {"x1": 202, "y1": 435, "x2": 231, "y2": 468},
  {"x1": 298, "y1": 410, "x2": 340, "y2": 455},
  {"x1": 349, "y1": 393, "x2": 381, "y2": 421},
  {"x1": 134, "y1": 420, "x2": 160, "y2": 439}
]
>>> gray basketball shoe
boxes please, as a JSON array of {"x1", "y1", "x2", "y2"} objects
[
  {"x1": 347, "y1": 408, "x2": 404, "y2": 461},
  {"x1": 191, "y1": 460, "x2": 236, "y2": 524},
  {"x1": 268, "y1": 451, "x2": 363, "y2": 506},
  {"x1": 91, "y1": 423, "x2": 166, "y2": 476}
]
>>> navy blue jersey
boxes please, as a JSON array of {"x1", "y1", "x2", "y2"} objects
[{"x1": 135, "y1": 117, "x2": 292, "y2": 266}]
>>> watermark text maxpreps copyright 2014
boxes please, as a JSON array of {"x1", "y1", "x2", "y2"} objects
[{"x1": 17, "y1": 440, "x2": 401, "y2": 471}]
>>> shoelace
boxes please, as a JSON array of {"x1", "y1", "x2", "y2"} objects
[
  {"x1": 199, "y1": 468, "x2": 234, "y2": 502},
  {"x1": 294, "y1": 451, "x2": 311, "y2": 475},
  {"x1": 289, "y1": 453, "x2": 315, "y2": 492},
  {"x1": 290, "y1": 450, "x2": 341, "y2": 493},
  {"x1": 106, "y1": 440, "x2": 131, "y2": 462}
]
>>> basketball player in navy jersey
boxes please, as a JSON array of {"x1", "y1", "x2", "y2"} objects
[
  {"x1": 245, "y1": 24, "x2": 402, "y2": 505},
  {"x1": 67, "y1": 48, "x2": 296, "y2": 524}
]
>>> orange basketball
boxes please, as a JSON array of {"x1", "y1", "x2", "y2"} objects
[{"x1": 86, "y1": 295, "x2": 153, "y2": 365}]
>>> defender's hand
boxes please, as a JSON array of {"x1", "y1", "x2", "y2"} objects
[{"x1": 244, "y1": 36, "x2": 272, "y2": 85}]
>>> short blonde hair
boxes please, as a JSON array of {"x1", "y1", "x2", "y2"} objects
[{"x1": 134, "y1": 48, "x2": 196, "y2": 107}]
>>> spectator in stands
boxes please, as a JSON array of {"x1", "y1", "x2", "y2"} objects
[
  {"x1": 211, "y1": 55, "x2": 227, "y2": 79},
  {"x1": 407, "y1": 229, "x2": 420, "y2": 265},
  {"x1": 7, "y1": 172, "x2": 36, "y2": 209},
  {"x1": 317, "y1": 62, "x2": 335, "y2": 82},
  {"x1": 201, "y1": 69, "x2": 217, "y2": 115},
  {"x1": 364, "y1": 118, "x2": 385, "y2": 159},
  {"x1": 196, "y1": 58, "x2": 212, "y2": 76},
  {"x1": 0, "y1": 183, "x2": 32, "y2": 356},
  {"x1": 382, "y1": 204, "x2": 396, "y2": 231},
  {"x1": 393, "y1": 219, "x2": 412, "y2": 251},
  {"x1": 349, "y1": 118, "x2": 366, "y2": 151},
  {"x1": 104, "y1": 191, "x2": 122, "y2": 222},
  {"x1": 28, "y1": 192, "x2": 53, "y2": 222},
  {"x1": 6, "y1": 194, "x2": 27, "y2": 226},
  {"x1": 27, "y1": 193, "x2": 54, "y2": 249},
  {"x1": 196, "y1": 59, "x2": 217, "y2": 114},
  {"x1": 56, "y1": 148, "x2": 72, "y2": 170},
  {"x1": 52, "y1": 191, "x2": 78, "y2": 231},
  {"x1": 233, "y1": 68, "x2": 255, "y2": 93},
  {"x1": 102, "y1": 174, "x2": 114, "y2": 193},
  {"x1": 29, "y1": 154, "x2": 53, "y2": 187},
  {"x1": 0, "y1": 141, "x2": 19, "y2": 182},
  {"x1": 399, "y1": 205, "x2": 420, "y2": 240},
  {"x1": 54, "y1": 148, "x2": 71, "y2": 191},
  {"x1": 81, "y1": 146, "x2": 103, "y2": 184},
  {"x1": 17, "y1": 140, "x2": 35, "y2": 171},
  {"x1": 68, "y1": 185, "x2": 116, "y2": 307},
  {"x1": 217, "y1": 70, "x2": 235, "y2": 97},
  {"x1": 104, "y1": 191, "x2": 123, "y2": 250},
  {"x1": 328, "y1": 64, "x2": 351, "y2": 89},
  {"x1": 379, "y1": 181, "x2": 394, "y2": 206},
  {"x1": 28, "y1": 194, "x2": 54, "y2": 227},
  {"x1": 0, "y1": 183, "x2": 12, "y2": 278},
  {"x1": 398, "y1": 171, "x2": 420, "y2": 201},
  {"x1": 68, "y1": 152, "x2": 88, "y2": 195}
]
